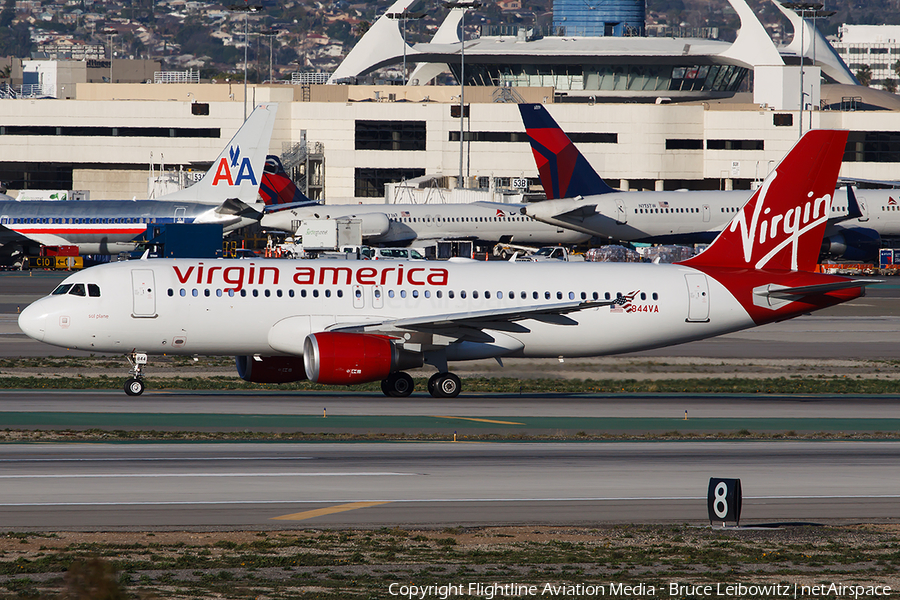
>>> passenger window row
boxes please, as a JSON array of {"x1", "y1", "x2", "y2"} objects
[
  {"x1": 635, "y1": 208, "x2": 700, "y2": 214},
  {"x1": 166, "y1": 288, "x2": 661, "y2": 302}
]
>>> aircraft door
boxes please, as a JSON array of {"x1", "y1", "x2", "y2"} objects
[
  {"x1": 352, "y1": 284, "x2": 364, "y2": 309},
  {"x1": 174, "y1": 207, "x2": 186, "y2": 223},
  {"x1": 702, "y1": 205, "x2": 711, "y2": 222},
  {"x1": 684, "y1": 273, "x2": 709, "y2": 322},
  {"x1": 131, "y1": 269, "x2": 157, "y2": 318},
  {"x1": 373, "y1": 285, "x2": 384, "y2": 309},
  {"x1": 436, "y1": 214, "x2": 443, "y2": 228},
  {"x1": 615, "y1": 199, "x2": 627, "y2": 224}
]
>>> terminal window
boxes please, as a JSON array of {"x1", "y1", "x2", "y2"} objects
[
  {"x1": 706, "y1": 139, "x2": 764, "y2": 151},
  {"x1": 355, "y1": 120, "x2": 426, "y2": 151},
  {"x1": 844, "y1": 131, "x2": 900, "y2": 163},
  {"x1": 355, "y1": 167, "x2": 426, "y2": 197},
  {"x1": 666, "y1": 139, "x2": 703, "y2": 150}
]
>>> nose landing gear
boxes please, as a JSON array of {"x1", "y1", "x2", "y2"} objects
[{"x1": 124, "y1": 351, "x2": 148, "y2": 396}]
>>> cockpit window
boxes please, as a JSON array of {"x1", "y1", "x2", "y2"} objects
[
  {"x1": 68, "y1": 284, "x2": 86, "y2": 296},
  {"x1": 51, "y1": 284, "x2": 72, "y2": 295},
  {"x1": 88, "y1": 284, "x2": 101, "y2": 297}
]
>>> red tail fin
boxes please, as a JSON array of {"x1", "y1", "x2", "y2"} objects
[{"x1": 682, "y1": 130, "x2": 848, "y2": 272}]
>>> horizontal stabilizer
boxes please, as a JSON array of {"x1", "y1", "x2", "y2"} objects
[{"x1": 756, "y1": 279, "x2": 879, "y2": 299}]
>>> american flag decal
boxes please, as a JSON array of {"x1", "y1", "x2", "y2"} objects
[{"x1": 610, "y1": 290, "x2": 640, "y2": 313}]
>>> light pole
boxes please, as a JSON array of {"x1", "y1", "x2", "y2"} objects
[
  {"x1": 781, "y1": 2, "x2": 835, "y2": 138},
  {"x1": 445, "y1": 0, "x2": 481, "y2": 189},
  {"x1": 230, "y1": 2, "x2": 263, "y2": 121},
  {"x1": 260, "y1": 28, "x2": 281, "y2": 82},
  {"x1": 103, "y1": 29, "x2": 115, "y2": 83},
  {"x1": 386, "y1": 10, "x2": 426, "y2": 85}
]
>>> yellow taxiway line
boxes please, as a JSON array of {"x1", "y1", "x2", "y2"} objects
[
  {"x1": 433, "y1": 416, "x2": 525, "y2": 425},
  {"x1": 272, "y1": 501, "x2": 392, "y2": 521}
]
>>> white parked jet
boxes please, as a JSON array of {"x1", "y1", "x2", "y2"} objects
[
  {"x1": 0, "y1": 104, "x2": 278, "y2": 260},
  {"x1": 519, "y1": 103, "x2": 890, "y2": 262},
  {"x1": 19, "y1": 130, "x2": 873, "y2": 398},
  {"x1": 260, "y1": 201, "x2": 591, "y2": 247}
]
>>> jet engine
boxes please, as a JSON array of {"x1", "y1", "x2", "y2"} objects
[
  {"x1": 234, "y1": 355, "x2": 307, "y2": 383},
  {"x1": 303, "y1": 332, "x2": 423, "y2": 385},
  {"x1": 821, "y1": 228, "x2": 881, "y2": 263}
]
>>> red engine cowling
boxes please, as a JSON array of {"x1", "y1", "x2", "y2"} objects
[
  {"x1": 303, "y1": 332, "x2": 423, "y2": 385},
  {"x1": 235, "y1": 355, "x2": 307, "y2": 383}
]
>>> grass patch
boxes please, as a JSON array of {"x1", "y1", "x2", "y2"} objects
[
  {"x1": 0, "y1": 525, "x2": 897, "y2": 599},
  {"x1": 3, "y1": 375, "x2": 900, "y2": 394}
]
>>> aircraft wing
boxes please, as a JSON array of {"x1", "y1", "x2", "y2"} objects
[
  {"x1": 0, "y1": 224, "x2": 70, "y2": 247},
  {"x1": 838, "y1": 177, "x2": 900, "y2": 189},
  {"x1": 328, "y1": 299, "x2": 615, "y2": 339}
]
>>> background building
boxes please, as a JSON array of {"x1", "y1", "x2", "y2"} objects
[{"x1": 551, "y1": 0, "x2": 645, "y2": 37}]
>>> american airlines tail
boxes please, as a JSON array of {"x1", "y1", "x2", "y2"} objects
[
  {"x1": 258, "y1": 155, "x2": 315, "y2": 207},
  {"x1": 518, "y1": 103, "x2": 616, "y2": 199},
  {"x1": 158, "y1": 103, "x2": 278, "y2": 205}
]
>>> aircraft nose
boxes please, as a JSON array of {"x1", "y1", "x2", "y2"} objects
[{"x1": 18, "y1": 303, "x2": 47, "y2": 342}]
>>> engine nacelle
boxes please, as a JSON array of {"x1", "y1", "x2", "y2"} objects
[
  {"x1": 235, "y1": 355, "x2": 307, "y2": 383},
  {"x1": 303, "y1": 332, "x2": 423, "y2": 385},
  {"x1": 346, "y1": 213, "x2": 391, "y2": 239},
  {"x1": 821, "y1": 228, "x2": 881, "y2": 262}
]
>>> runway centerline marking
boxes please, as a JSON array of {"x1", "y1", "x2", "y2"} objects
[
  {"x1": 433, "y1": 416, "x2": 525, "y2": 425},
  {"x1": 272, "y1": 501, "x2": 392, "y2": 521}
]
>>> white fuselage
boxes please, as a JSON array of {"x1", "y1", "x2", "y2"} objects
[
  {"x1": 261, "y1": 201, "x2": 591, "y2": 246},
  {"x1": 525, "y1": 187, "x2": 899, "y2": 243},
  {"x1": 0, "y1": 200, "x2": 258, "y2": 255},
  {"x1": 19, "y1": 258, "x2": 754, "y2": 361}
]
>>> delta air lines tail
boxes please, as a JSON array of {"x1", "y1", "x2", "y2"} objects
[
  {"x1": 18, "y1": 129, "x2": 874, "y2": 399},
  {"x1": 518, "y1": 103, "x2": 616, "y2": 199}
]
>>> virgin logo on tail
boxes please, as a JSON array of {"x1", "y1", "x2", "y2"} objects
[
  {"x1": 731, "y1": 171, "x2": 832, "y2": 270},
  {"x1": 683, "y1": 130, "x2": 848, "y2": 273},
  {"x1": 212, "y1": 145, "x2": 258, "y2": 187}
]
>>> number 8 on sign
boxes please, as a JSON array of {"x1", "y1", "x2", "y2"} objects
[{"x1": 707, "y1": 478, "x2": 742, "y2": 526}]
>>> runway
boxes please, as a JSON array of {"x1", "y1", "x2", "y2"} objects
[
  {"x1": 2, "y1": 272, "x2": 900, "y2": 531},
  {"x1": 1, "y1": 441, "x2": 898, "y2": 530}
]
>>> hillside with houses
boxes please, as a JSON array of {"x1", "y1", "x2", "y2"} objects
[{"x1": 0, "y1": 0, "x2": 892, "y2": 83}]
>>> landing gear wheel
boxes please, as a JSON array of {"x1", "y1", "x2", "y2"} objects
[
  {"x1": 427, "y1": 373, "x2": 438, "y2": 396},
  {"x1": 381, "y1": 372, "x2": 414, "y2": 397},
  {"x1": 124, "y1": 377, "x2": 145, "y2": 396},
  {"x1": 429, "y1": 372, "x2": 461, "y2": 398}
]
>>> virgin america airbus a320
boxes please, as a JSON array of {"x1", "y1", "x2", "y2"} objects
[{"x1": 18, "y1": 129, "x2": 875, "y2": 398}]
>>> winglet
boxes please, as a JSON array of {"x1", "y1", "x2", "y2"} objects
[
  {"x1": 681, "y1": 129, "x2": 849, "y2": 272},
  {"x1": 518, "y1": 103, "x2": 616, "y2": 200},
  {"x1": 159, "y1": 104, "x2": 278, "y2": 205}
]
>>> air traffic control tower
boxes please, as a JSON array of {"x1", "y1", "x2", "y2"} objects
[{"x1": 552, "y1": 0, "x2": 645, "y2": 37}]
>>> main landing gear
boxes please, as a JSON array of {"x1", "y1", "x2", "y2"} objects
[
  {"x1": 379, "y1": 371, "x2": 463, "y2": 398},
  {"x1": 124, "y1": 351, "x2": 148, "y2": 396},
  {"x1": 428, "y1": 372, "x2": 461, "y2": 398}
]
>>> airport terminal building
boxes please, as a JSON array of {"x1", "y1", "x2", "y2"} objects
[{"x1": 1, "y1": 0, "x2": 900, "y2": 204}]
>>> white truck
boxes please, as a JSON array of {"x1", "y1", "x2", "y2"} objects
[
  {"x1": 514, "y1": 246, "x2": 584, "y2": 262},
  {"x1": 278, "y1": 218, "x2": 363, "y2": 258}
]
